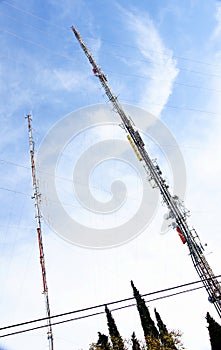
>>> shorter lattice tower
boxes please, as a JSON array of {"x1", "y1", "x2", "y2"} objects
[{"x1": 26, "y1": 114, "x2": 54, "y2": 350}]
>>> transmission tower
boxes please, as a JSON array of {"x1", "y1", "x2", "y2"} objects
[
  {"x1": 26, "y1": 114, "x2": 54, "y2": 350},
  {"x1": 71, "y1": 26, "x2": 221, "y2": 317}
]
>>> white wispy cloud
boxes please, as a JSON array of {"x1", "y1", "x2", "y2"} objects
[
  {"x1": 212, "y1": 2, "x2": 221, "y2": 40},
  {"x1": 118, "y1": 6, "x2": 179, "y2": 117},
  {"x1": 38, "y1": 67, "x2": 96, "y2": 92},
  {"x1": 48, "y1": 0, "x2": 83, "y2": 20}
]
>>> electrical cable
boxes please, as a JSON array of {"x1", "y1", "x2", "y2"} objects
[
  {"x1": 1, "y1": 25, "x2": 221, "y2": 96},
  {"x1": 0, "y1": 28, "x2": 220, "y2": 116},
  {"x1": 101, "y1": 39, "x2": 221, "y2": 68},
  {"x1": 1, "y1": 16, "x2": 220, "y2": 88},
  {"x1": 0, "y1": 186, "x2": 29, "y2": 197},
  {"x1": 1, "y1": 1, "x2": 221, "y2": 70},
  {"x1": 2, "y1": 1, "x2": 69, "y2": 32},
  {"x1": 112, "y1": 53, "x2": 221, "y2": 79},
  {"x1": 120, "y1": 98, "x2": 220, "y2": 116},
  {"x1": 0, "y1": 27, "x2": 75, "y2": 64},
  {"x1": 1, "y1": 275, "x2": 221, "y2": 337},
  {"x1": 111, "y1": 284, "x2": 204, "y2": 313},
  {"x1": 104, "y1": 69, "x2": 221, "y2": 93}
]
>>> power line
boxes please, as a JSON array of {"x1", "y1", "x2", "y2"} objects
[
  {"x1": 2, "y1": 24, "x2": 221, "y2": 112},
  {"x1": 0, "y1": 11, "x2": 51, "y2": 35},
  {"x1": 2, "y1": 1, "x2": 69, "y2": 32},
  {"x1": 1, "y1": 24, "x2": 221, "y2": 111},
  {"x1": 105, "y1": 69, "x2": 221, "y2": 94},
  {"x1": 0, "y1": 27, "x2": 75, "y2": 63},
  {"x1": 111, "y1": 284, "x2": 205, "y2": 313},
  {"x1": 0, "y1": 23, "x2": 221, "y2": 86},
  {"x1": 0, "y1": 186, "x2": 29, "y2": 197},
  {"x1": 1, "y1": 16, "x2": 220, "y2": 84},
  {"x1": 0, "y1": 310, "x2": 104, "y2": 339},
  {"x1": 1, "y1": 26, "x2": 221, "y2": 89},
  {"x1": 1, "y1": 275, "x2": 221, "y2": 338},
  {"x1": 0, "y1": 159, "x2": 30, "y2": 169},
  {"x1": 100, "y1": 39, "x2": 221, "y2": 68},
  {"x1": 0, "y1": 283, "x2": 217, "y2": 338},
  {"x1": 120, "y1": 98, "x2": 220, "y2": 116},
  {"x1": 112, "y1": 53, "x2": 221, "y2": 80},
  {"x1": 2, "y1": 1, "x2": 221, "y2": 71}
]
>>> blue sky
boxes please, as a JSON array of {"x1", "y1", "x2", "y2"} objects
[{"x1": 1, "y1": 0, "x2": 221, "y2": 349}]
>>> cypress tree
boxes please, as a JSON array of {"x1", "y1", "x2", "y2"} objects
[
  {"x1": 105, "y1": 305, "x2": 125, "y2": 350},
  {"x1": 154, "y1": 308, "x2": 177, "y2": 349},
  {"x1": 131, "y1": 281, "x2": 159, "y2": 341},
  {"x1": 131, "y1": 332, "x2": 141, "y2": 350},
  {"x1": 96, "y1": 332, "x2": 111, "y2": 350},
  {"x1": 206, "y1": 312, "x2": 221, "y2": 350}
]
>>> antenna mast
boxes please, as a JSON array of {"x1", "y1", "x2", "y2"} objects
[
  {"x1": 26, "y1": 114, "x2": 54, "y2": 350},
  {"x1": 71, "y1": 26, "x2": 221, "y2": 317}
]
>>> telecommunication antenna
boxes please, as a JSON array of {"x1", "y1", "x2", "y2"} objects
[
  {"x1": 71, "y1": 26, "x2": 221, "y2": 317},
  {"x1": 26, "y1": 114, "x2": 54, "y2": 350}
]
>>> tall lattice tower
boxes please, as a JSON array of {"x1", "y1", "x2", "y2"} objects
[{"x1": 71, "y1": 26, "x2": 221, "y2": 318}]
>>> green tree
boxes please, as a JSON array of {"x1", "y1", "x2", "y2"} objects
[
  {"x1": 206, "y1": 312, "x2": 221, "y2": 350},
  {"x1": 144, "y1": 332, "x2": 184, "y2": 350},
  {"x1": 131, "y1": 332, "x2": 141, "y2": 350},
  {"x1": 96, "y1": 332, "x2": 111, "y2": 350},
  {"x1": 131, "y1": 281, "x2": 159, "y2": 343},
  {"x1": 89, "y1": 330, "x2": 185, "y2": 349},
  {"x1": 154, "y1": 309, "x2": 177, "y2": 349},
  {"x1": 105, "y1": 305, "x2": 125, "y2": 350}
]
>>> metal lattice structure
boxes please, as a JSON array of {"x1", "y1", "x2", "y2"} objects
[
  {"x1": 26, "y1": 114, "x2": 54, "y2": 350},
  {"x1": 71, "y1": 26, "x2": 221, "y2": 317}
]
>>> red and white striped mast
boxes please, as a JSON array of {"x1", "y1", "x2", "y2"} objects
[{"x1": 26, "y1": 114, "x2": 54, "y2": 350}]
